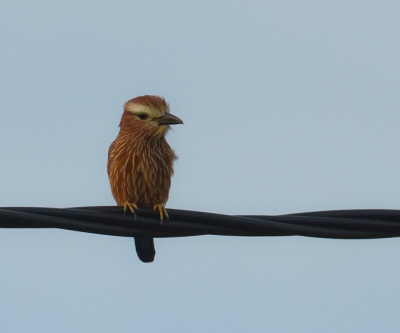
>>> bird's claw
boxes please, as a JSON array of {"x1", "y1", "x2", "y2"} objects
[
  {"x1": 123, "y1": 202, "x2": 138, "y2": 218},
  {"x1": 153, "y1": 204, "x2": 169, "y2": 224}
]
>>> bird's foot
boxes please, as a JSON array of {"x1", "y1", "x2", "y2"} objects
[
  {"x1": 123, "y1": 202, "x2": 138, "y2": 218},
  {"x1": 153, "y1": 204, "x2": 169, "y2": 224}
]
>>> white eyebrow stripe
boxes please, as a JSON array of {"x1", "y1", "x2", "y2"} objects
[{"x1": 125, "y1": 103, "x2": 149, "y2": 113}]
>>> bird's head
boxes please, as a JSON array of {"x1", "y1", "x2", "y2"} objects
[{"x1": 120, "y1": 95, "x2": 183, "y2": 137}]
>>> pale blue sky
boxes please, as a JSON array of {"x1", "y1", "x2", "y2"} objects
[{"x1": 1, "y1": 0, "x2": 400, "y2": 332}]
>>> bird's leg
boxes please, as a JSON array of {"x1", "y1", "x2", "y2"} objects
[
  {"x1": 123, "y1": 202, "x2": 138, "y2": 218},
  {"x1": 153, "y1": 204, "x2": 169, "y2": 224}
]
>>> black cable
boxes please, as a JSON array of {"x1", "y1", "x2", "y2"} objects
[{"x1": 1, "y1": 206, "x2": 399, "y2": 262}]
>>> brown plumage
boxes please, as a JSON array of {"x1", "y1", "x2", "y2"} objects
[{"x1": 107, "y1": 95, "x2": 183, "y2": 221}]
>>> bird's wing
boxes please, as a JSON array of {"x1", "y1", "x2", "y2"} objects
[{"x1": 107, "y1": 140, "x2": 116, "y2": 177}]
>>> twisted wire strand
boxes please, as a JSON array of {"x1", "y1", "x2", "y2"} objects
[{"x1": 1, "y1": 206, "x2": 399, "y2": 239}]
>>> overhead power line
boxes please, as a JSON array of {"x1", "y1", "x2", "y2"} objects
[{"x1": 1, "y1": 206, "x2": 399, "y2": 262}]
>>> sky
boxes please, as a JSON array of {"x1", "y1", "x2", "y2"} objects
[{"x1": 1, "y1": 0, "x2": 400, "y2": 332}]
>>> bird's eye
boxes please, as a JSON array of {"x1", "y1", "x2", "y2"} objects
[{"x1": 136, "y1": 113, "x2": 149, "y2": 120}]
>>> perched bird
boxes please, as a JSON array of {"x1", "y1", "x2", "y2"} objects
[{"x1": 107, "y1": 95, "x2": 183, "y2": 262}]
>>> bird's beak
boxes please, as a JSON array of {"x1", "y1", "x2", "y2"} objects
[{"x1": 157, "y1": 113, "x2": 183, "y2": 126}]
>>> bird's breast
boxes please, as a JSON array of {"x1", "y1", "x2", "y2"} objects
[{"x1": 109, "y1": 135, "x2": 176, "y2": 206}]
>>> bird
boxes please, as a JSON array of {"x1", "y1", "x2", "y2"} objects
[{"x1": 107, "y1": 95, "x2": 183, "y2": 262}]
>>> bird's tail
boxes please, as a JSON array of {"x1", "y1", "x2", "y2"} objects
[{"x1": 134, "y1": 237, "x2": 156, "y2": 263}]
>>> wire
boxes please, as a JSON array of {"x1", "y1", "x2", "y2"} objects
[{"x1": 1, "y1": 206, "x2": 399, "y2": 262}]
